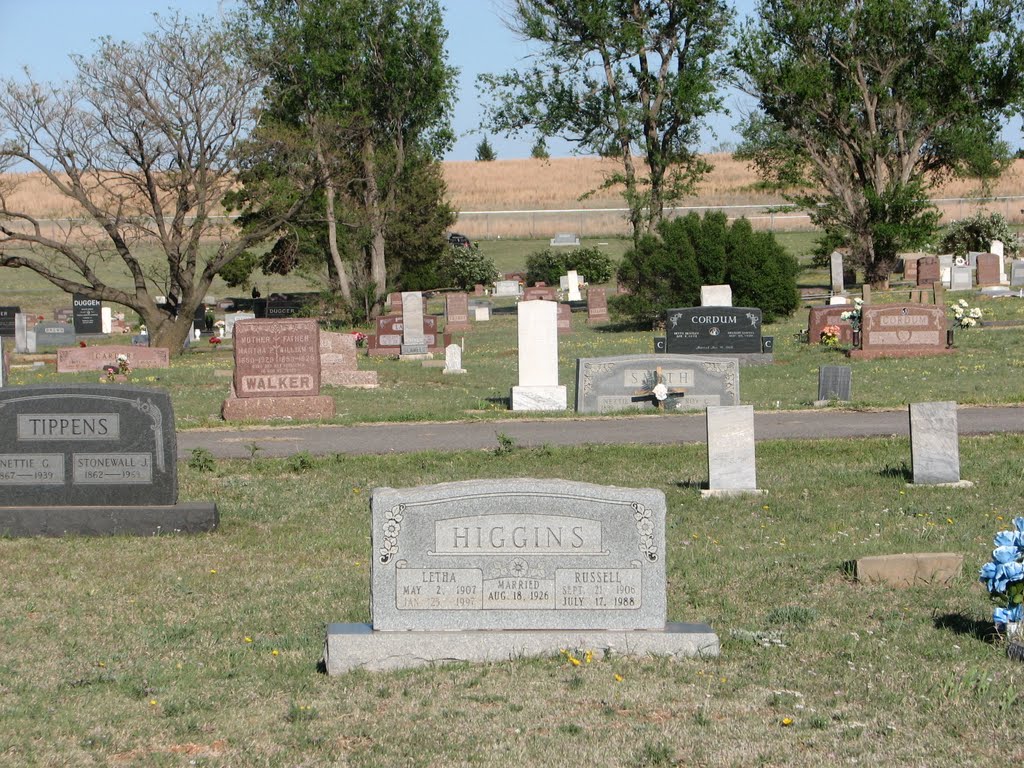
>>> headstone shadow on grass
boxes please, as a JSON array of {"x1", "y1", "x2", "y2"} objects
[
  {"x1": 877, "y1": 462, "x2": 912, "y2": 482},
  {"x1": 484, "y1": 395, "x2": 511, "y2": 408},
  {"x1": 932, "y1": 613, "x2": 997, "y2": 644},
  {"x1": 674, "y1": 479, "x2": 705, "y2": 491}
]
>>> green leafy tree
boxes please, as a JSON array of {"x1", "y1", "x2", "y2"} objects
[
  {"x1": 437, "y1": 244, "x2": 500, "y2": 290},
  {"x1": 733, "y1": 0, "x2": 1024, "y2": 287},
  {"x1": 525, "y1": 247, "x2": 614, "y2": 286},
  {"x1": 613, "y1": 213, "x2": 799, "y2": 326},
  {"x1": 475, "y1": 135, "x2": 497, "y2": 161},
  {"x1": 232, "y1": 0, "x2": 457, "y2": 308},
  {"x1": 530, "y1": 136, "x2": 550, "y2": 160},
  {"x1": 480, "y1": 0, "x2": 732, "y2": 243},
  {"x1": 0, "y1": 15, "x2": 311, "y2": 355},
  {"x1": 939, "y1": 212, "x2": 1021, "y2": 258}
]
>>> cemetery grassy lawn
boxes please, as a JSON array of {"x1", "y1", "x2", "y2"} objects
[
  {"x1": 2, "y1": 435, "x2": 1023, "y2": 766},
  {"x1": 11, "y1": 290, "x2": 1024, "y2": 427}
]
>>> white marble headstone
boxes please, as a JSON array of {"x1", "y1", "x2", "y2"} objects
[
  {"x1": 101, "y1": 307, "x2": 112, "y2": 334},
  {"x1": 511, "y1": 300, "x2": 566, "y2": 410},
  {"x1": 705, "y1": 405, "x2": 760, "y2": 495},
  {"x1": 443, "y1": 343, "x2": 466, "y2": 375},
  {"x1": 700, "y1": 284, "x2": 733, "y2": 307},
  {"x1": 991, "y1": 240, "x2": 1006, "y2": 283},
  {"x1": 566, "y1": 270, "x2": 582, "y2": 301}
]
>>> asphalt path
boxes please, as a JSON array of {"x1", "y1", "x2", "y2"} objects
[{"x1": 176, "y1": 405, "x2": 1024, "y2": 459}]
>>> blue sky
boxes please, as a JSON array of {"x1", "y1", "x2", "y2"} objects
[
  {"x1": 0, "y1": 0, "x2": 760, "y2": 160},
  {"x1": 1, "y1": 1, "x2": 1016, "y2": 161}
]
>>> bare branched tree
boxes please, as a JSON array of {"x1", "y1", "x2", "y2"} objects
[{"x1": 0, "y1": 14, "x2": 316, "y2": 353}]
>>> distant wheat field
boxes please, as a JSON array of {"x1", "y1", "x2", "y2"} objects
[{"x1": 4, "y1": 154, "x2": 1023, "y2": 240}]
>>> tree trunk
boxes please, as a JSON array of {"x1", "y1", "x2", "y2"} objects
[
  {"x1": 146, "y1": 312, "x2": 195, "y2": 355},
  {"x1": 362, "y1": 134, "x2": 387, "y2": 301},
  {"x1": 315, "y1": 136, "x2": 352, "y2": 302}
]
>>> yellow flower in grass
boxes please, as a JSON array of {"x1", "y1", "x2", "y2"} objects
[
  {"x1": 781, "y1": 717, "x2": 793, "y2": 727},
  {"x1": 584, "y1": 650, "x2": 593, "y2": 664},
  {"x1": 271, "y1": 649, "x2": 280, "y2": 656},
  {"x1": 614, "y1": 674, "x2": 624, "y2": 683},
  {"x1": 244, "y1": 636, "x2": 253, "y2": 644}
]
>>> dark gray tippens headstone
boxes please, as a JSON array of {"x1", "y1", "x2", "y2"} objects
[
  {"x1": 909, "y1": 401, "x2": 960, "y2": 484},
  {"x1": 0, "y1": 384, "x2": 178, "y2": 506},
  {"x1": 817, "y1": 365, "x2": 852, "y2": 402},
  {"x1": 665, "y1": 307, "x2": 762, "y2": 355},
  {"x1": 371, "y1": 479, "x2": 666, "y2": 632}
]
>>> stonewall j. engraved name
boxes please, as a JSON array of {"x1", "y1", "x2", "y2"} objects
[{"x1": 371, "y1": 479, "x2": 666, "y2": 632}]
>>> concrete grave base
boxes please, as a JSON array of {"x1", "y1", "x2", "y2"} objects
[
  {"x1": 855, "y1": 553, "x2": 963, "y2": 587},
  {"x1": 321, "y1": 371, "x2": 378, "y2": 388},
  {"x1": 221, "y1": 395, "x2": 335, "y2": 421},
  {"x1": 700, "y1": 488, "x2": 767, "y2": 498},
  {"x1": 0, "y1": 502, "x2": 218, "y2": 537},
  {"x1": 442, "y1": 368, "x2": 467, "y2": 375},
  {"x1": 905, "y1": 479, "x2": 975, "y2": 489},
  {"x1": 323, "y1": 622, "x2": 720, "y2": 675},
  {"x1": 511, "y1": 385, "x2": 567, "y2": 411},
  {"x1": 399, "y1": 352, "x2": 433, "y2": 361}
]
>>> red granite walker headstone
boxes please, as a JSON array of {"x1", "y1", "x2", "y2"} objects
[
  {"x1": 916, "y1": 257, "x2": 940, "y2": 287},
  {"x1": 222, "y1": 318, "x2": 334, "y2": 420},
  {"x1": 849, "y1": 304, "x2": 952, "y2": 360}
]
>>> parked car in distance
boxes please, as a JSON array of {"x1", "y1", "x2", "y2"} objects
[{"x1": 448, "y1": 232, "x2": 472, "y2": 248}]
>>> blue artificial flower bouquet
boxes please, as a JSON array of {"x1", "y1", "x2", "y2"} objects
[{"x1": 979, "y1": 517, "x2": 1024, "y2": 631}]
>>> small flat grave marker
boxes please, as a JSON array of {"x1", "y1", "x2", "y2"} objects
[{"x1": 550, "y1": 233, "x2": 580, "y2": 246}]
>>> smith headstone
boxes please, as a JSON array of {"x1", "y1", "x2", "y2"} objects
[
  {"x1": 666, "y1": 307, "x2": 763, "y2": 355},
  {"x1": 575, "y1": 354, "x2": 739, "y2": 414},
  {"x1": 72, "y1": 295, "x2": 103, "y2": 334},
  {"x1": 909, "y1": 401, "x2": 964, "y2": 486}
]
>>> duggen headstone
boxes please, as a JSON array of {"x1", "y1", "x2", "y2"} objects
[{"x1": 72, "y1": 295, "x2": 103, "y2": 334}]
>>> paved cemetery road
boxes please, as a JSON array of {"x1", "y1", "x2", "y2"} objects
[{"x1": 176, "y1": 405, "x2": 1024, "y2": 459}]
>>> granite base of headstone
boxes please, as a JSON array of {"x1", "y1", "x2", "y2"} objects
[
  {"x1": 702, "y1": 405, "x2": 764, "y2": 497},
  {"x1": 0, "y1": 384, "x2": 217, "y2": 536},
  {"x1": 320, "y1": 332, "x2": 378, "y2": 388},
  {"x1": 322, "y1": 478, "x2": 719, "y2": 673},
  {"x1": 908, "y1": 401, "x2": 972, "y2": 488},
  {"x1": 814, "y1": 365, "x2": 852, "y2": 406}
]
